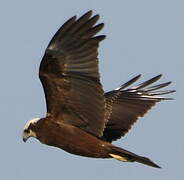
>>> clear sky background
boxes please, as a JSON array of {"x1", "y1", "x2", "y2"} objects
[{"x1": 0, "y1": 0, "x2": 183, "y2": 179}]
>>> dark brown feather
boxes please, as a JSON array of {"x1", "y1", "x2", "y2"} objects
[
  {"x1": 102, "y1": 75, "x2": 175, "y2": 142},
  {"x1": 23, "y1": 11, "x2": 176, "y2": 169},
  {"x1": 39, "y1": 11, "x2": 106, "y2": 137}
]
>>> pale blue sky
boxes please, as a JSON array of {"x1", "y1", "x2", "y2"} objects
[{"x1": 0, "y1": 0, "x2": 183, "y2": 179}]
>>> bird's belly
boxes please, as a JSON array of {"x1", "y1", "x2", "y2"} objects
[{"x1": 44, "y1": 124, "x2": 110, "y2": 158}]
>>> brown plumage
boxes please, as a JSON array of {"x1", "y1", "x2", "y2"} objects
[{"x1": 22, "y1": 10, "x2": 175, "y2": 168}]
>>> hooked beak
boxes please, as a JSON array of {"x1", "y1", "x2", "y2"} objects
[{"x1": 22, "y1": 132, "x2": 29, "y2": 142}]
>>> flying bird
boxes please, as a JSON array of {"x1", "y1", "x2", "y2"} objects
[{"x1": 23, "y1": 10, "x2": 175, "y2": 168}]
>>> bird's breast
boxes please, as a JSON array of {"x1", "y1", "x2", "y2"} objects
[{"x1": 39, "y1": 122, "x2": 110, "y2": 158}]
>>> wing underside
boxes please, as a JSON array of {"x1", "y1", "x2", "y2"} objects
[
  {"x1": 103, "y1": 74, "x2": 175, "y2": 142},
  {"x1": 39, "y1": 11, "x2": 106, "y2": 137}
]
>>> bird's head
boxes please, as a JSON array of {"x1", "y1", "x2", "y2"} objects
[{"x1": 22, "y1": 118, "x2": 40, "y2": 142}]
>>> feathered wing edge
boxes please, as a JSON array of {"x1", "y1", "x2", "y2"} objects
[
  {"x1": 103, "y1": 74, "x2": 175, "y2": 142},
  {"x1": 39, "y1": 10, "x2": 107, "y2": 137},
  {"x1": 113, "y1": 74, "x2": 175, "y2": 101},
  {"x1": 124, "y1": 74, "x2": 174, "y2": 96}
]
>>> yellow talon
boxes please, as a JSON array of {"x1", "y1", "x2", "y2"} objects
[{"x1": 109, "y1": 153, "x2": 129, "y2": 162}]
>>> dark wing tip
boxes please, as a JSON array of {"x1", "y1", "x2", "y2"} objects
[
  {"x1": 120, "y1": 74, "x2": 175, "y2": 100},
  {"x1": 133, "y1": 74, "x2": 163, "y2": 90},
  {"x1": 93, "y1": 35, "x2": 106, "y2": 41},
  {"x1": 136, "y1": 155, "x2": 161, "y2": 168},
  {"x1": 103, "y1": 74, "x2": 175, "y2": 142},
  {"x1": 148, "y1": 160, "x2": 161, "y2": 168},
  {"x1": 120, "y1": 74, "x2": 142, "y2": 89},
  {"x1": 47, "y1": 15, "x2": 77, "y2": 47},
  {"x1": 83, "y1": 10, "x2": 93, "y2": 17},
  {"x1": 47, "y1": 10, "x2": 105, "y2": 49},
  {"x1": 145, "y1": 159, "x2": 161, "y2": 168},
  {"x1": 65, "y1": 15, "x2": 77, "y2": 23}
]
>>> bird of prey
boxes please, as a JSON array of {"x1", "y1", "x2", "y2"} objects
[{"x1": 22, "y1": 10, "x2": 175, "y2": 168}]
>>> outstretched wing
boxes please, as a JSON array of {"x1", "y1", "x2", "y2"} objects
[
  {"x1": 39, "y1": 11, "x2": 106, "y2": 137},
  {"x1": 102, "y1": 74, "x2": 175, "y2": 142}
]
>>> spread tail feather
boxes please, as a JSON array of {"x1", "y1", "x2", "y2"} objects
[{"x1": 109, "y1": 146, "x2": 161, "y2": 168}]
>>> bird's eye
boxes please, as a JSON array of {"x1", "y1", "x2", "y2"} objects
[{"x1": 24, "y1": 129, "x2": 30, "y2": 133}]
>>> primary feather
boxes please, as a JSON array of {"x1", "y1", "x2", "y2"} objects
[
  {"x1": 23, "y1": 10, "x2": 175, "y2": 169},
  {"x1": 103, "y1": 74, "x2": 175, "y2": 142},
  {"x1": 39, "y1": 10, "x2": 106, "y2": 137}
]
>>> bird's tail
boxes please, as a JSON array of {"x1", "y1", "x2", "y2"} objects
[{"x1": 109, "y1": 146, "x2": 160, "y2": 168}]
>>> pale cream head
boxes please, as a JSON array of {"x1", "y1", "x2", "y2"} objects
[{"x1": 22, "y1": 118, "x2": 40, "y2": 142}]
